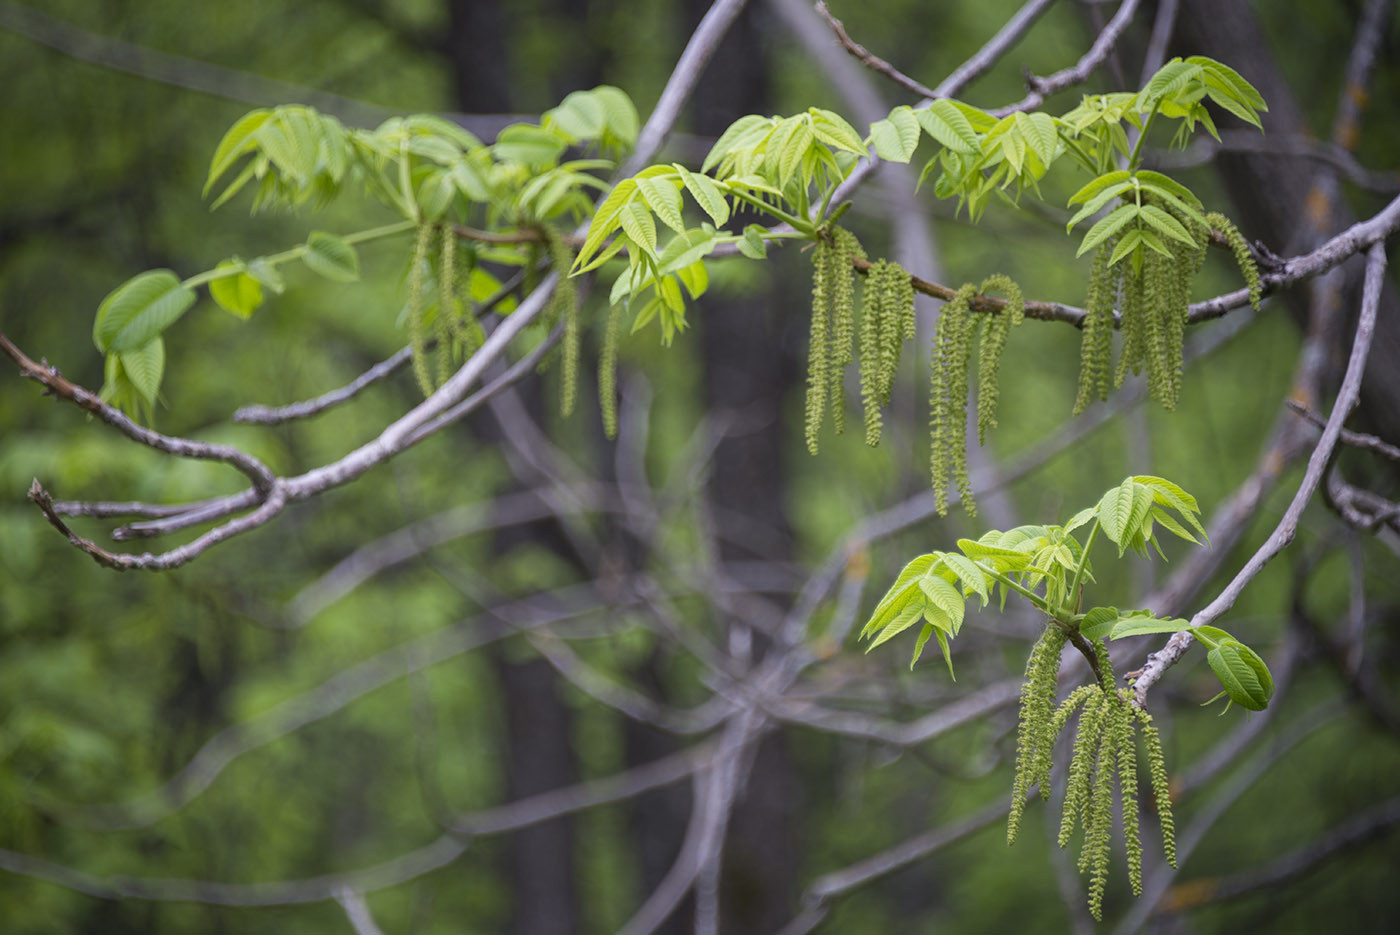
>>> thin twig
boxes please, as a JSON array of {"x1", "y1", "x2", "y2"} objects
[
  {"x1": 1287, "y1": 399, "x2": 1400, "y2": 461},
  {"x1": 934, "y1": 0, "x2": 1061, "y2": 99},
  {"x1": 1, "y1": 333, "x2": 275, "y2": 494},
  {"x1": 814, "y1": 1, "x2": 936, "y2": 99},
  {"x1": 989, "y1": 0, "x2": 1143, "y2": 117}
]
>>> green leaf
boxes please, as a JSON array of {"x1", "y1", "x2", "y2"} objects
[
  {"x1": 246, "y1": 258, "x2": 286, "y2": 295},
  {"x1": 592, "y1": 86, "x2": 640, "y2": 148},
  {"x1": 302, "y1": 231, "x2": 361, "y2": 282},
  {"x1": 1076, "y1": 203, "x2": 1138, "y2": 257},
  {"x1": 544, "y1": 89, "x2": 606, "y2": 141},
  {"x1": 575, "y1": 179, "x2": 636, "y2": 271},
  {"x1": 1206, "y1": 642, "x2": 1273, "y2": 711},
  {"x1": 656, "y1": 227, "x2": 721, "y2": 273},
  {"x1": 1109, "y1": 229, "x2": 1143, "y2": 267},
  {"x1": 911, "y1": 622, "x2": 935, "y2": 669},
  {"x1": 205, "y1": 109, "x2": 271, "y2": 195},
  {"x1": 118, "y1": 337, "x2": 165, "y2": 406},
  {"x1": 809, "y1": 108, "x2": 867, "y2": 153},
  {"x1": 1065, "y1": 180, "x2": 1134, "y2": 232},
  {"x1": 1148, "y1": 506, "x2": 1200, "y2": 545},
  {"x1": 1187, "y1": 57, "x2": 1266, "y2": 110},
  {"x1": 940, "y1": 552, "x2": 990, "y2": 605},
  {"x1": 916, "y1": 100, "x2": 980, "y2": 154},
  {"x1": 493, "y1": 124, "x2": 568, "y2": 167},
  {"x1": 636, "y1": 176, "x2": 686, "y2": 234},
  {"x1": 1135, "y1": 475, "x2": 1207, "y2": 541},
  {"x1": 862, "y1": 553, "x2": 937, "y2": 638},
  {"x1": 1107, "y1": 613, "x2": 1191, "y2": 640},
  {"x1": 868, "y1": 602, "x2": 924, "y2": 649},
  {"x1": 1203, "y1": 79, "x2": 1263, "y2": 128},
  {"x1": 956, "y1": 538, "x2": 1033, "y2": 570},
  {"x1": 918, "y1": 573, "x2": 966, "y2": 633},
  {"x1": 739, "y1": 224, "x2": 767, "y2": 259},
  {"x1": 452, "y1": 157, "x2": 492, "y2": 202},
  {"x1": 618, "y1": 201, "x2": 658, "y2": 255},
  {"x1": 93, "y1": 270, "x2": 197, "y2": 354},
  {"x1": 935, "y1": 628, "x2": 955, "y2": 679},
  {"x1": 703, "y1": 114, "x2": 773, "y2": 174},
  {"x1": 403, "y1": 114, "x2": 482, "y2": 152},
  {"x1": 1139, "y1": 205, "x2": 1197, "y2": 247},
  {"x1": 208, "y1": 261, "x2": 264, "y2": 319},
  {"x1": 1079, "y1": 606, "x2": 1121, "y2": 641},
  {"x1": 1096, "y1": 478, "x2": 1144, "y2": 551},
  {"x1": 674, "y1": 166, "x2": 729, "y2": 227},
  {"x1": 208, "y1": 158, "x2": 262, "y2": 211},
  {"x1": 1015, "y1": 112, "x2": 1058, "y2": 168},
  {"x1": 869, "y1": 106, "x2": 921, "y2": 163},
  {"x1": 1142, "y1": 60, "x2": 1202, "y2": 106},
  {"x1": 676, "y1": 260, "x2": 708, "y2": 300}
]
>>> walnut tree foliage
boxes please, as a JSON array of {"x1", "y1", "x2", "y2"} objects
[
  {"x1": 78, "y1": 51, "x2": 1280, "y2": 923},
  {"x1": 860, "y1": 475, "x2": 1273, "y2": 919}
]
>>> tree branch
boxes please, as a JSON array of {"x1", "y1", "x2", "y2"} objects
[
  {"x1": 1133, "y1": 242, "x2": 1387, "y2": 707},
  {"x1": 814, "y1": 1, "x2": 937, "y2": 99}
]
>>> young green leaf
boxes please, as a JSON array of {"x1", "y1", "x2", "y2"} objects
[
  {"x1": 1079, "y1": 606, "x2": 1121, "y2": 641},
  {"x1": 917, "y1": 100, "x2": 980, "y2": 154},
  {"x1": 117, "y1": 337, "x2": 165, "y2": 406},
  {"x1": 205, "y1": 109, "x2": 271, "y2": 195},
  {"x1": 1106, "y1": 613, "x2": 1191, "y2": 640},
  {"x1": 674, "y1": 166, "x2": 730, "y2": 227},
  {"x1": 302, "y1": 231, "x2": 361, "y2": 282},
  {"x1": 636, "y1": 176, "x2": 686, "y2": 234},
  {"x1": 739, "y1": 224, "x2": 768, "y2": 259},
  {"x1": 869, "y1": 106, "x2": 921, "y2": 163},
  {"x1": 1138, "y1": 205, "x2": 1197, "y2": 247},
  {"x1": 810, "y1": 108, "x2": 867, "y2": 154},
  {"x1": 918, "y1": 573, "x2": 966, "y2": 633},
  {"x1": 93, "y1": 270, "x2": 197, "y2": 354},
  {"x1": 1076, "y1": 203, "x2": 1139, "y2": 256},
  {"x1": 940, "y1": 552, "x2": 990, "y2": 605},
  {"x1": 618, "y1": 201, "x2": 658, "y2": 256},
  {"x1": 1066, "y1": 180, "x2": 1134, "y2": 232},
  {"x1": 862, "y1": 553, "x2": 937, "y2": 638},
  {"x1": 208, "y1": 261, "x2": 264, "y2": 319},
  {"x1": 1205, "y1": 642, "x2": 1273, "y2": 710},
  {"x1": 867, "y1": 601, "x2": 924, "y2": 649}
]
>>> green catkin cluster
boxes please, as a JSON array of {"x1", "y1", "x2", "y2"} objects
[
  {"x1": 928, "y1": 275, "x2": 1025, "y2": 516},
  {"x1": 1076, "y1": 196, "x2": 1266, "y2": 415},
  {"x1": 975, "y1": 274, "x2": 1024, "y2": 445},
  {"x1": 1117, "y1": 706, "x2": 1143, "y2": 897},
  {"x1": 1135, "y1": 707, "x2": 1177, "y2": 869},
  {"x1": 407, "y1": 223, "x2": 435, "y2": 398},
  {"x1": 1079, "y1": 194, "x2": 1211, "y2": 413},
  {"x1": 1004, "y1": 635, "x2": 1173, "y2": 920},
  {"x1": 828, "y1": 228, "x2": 863, "y2": 436},
  {"x1": 435, "y1": 226, "x2": 457, "y2": 386},
  {"x1": 803, "y1": 227, "x2": 863, "y2": 454},
  {"x1": 857, "y1": 259, "x2": 915, "y2": 446},
  {"x1": 598, "y1": 301, "x2": 622, "y2": 439},
  {"x1": 1008, "y1": 624, "x2": 1070, "y2": 845},
  {"x1": 929, "y1": 285, "x2": 975, "y2": 516},
  {"x1": 1206, "y1": 211, "x2": 1262, "y2": 313},
  {"x1": 1074, "y1": 233, "x2": 1117, "y2": 414},
  {"x1": 541, "y1": 228, "x2": 580, "y2": 417},
  {"x1": 804, "y1": 237, "x2": 834, "y2": 455}
]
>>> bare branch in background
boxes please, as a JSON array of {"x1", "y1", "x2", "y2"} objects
[
  {"x1": 1148, "y1": 131, "x2": 1400, "y2": 195},
  {"x1": 814, "y1": 1, "x2": 937, "y2": 99}
]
